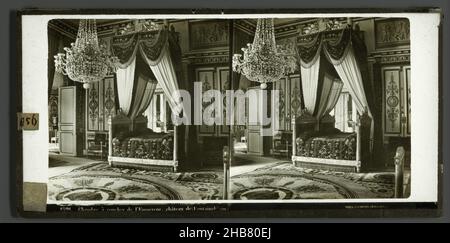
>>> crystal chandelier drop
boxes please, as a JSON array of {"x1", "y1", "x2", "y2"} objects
[
  {"x1": 232, "y1": 19, "x2": 297, "y2": 89},
  {"x1": 54, "y1": 19, "x2": 119, "y2": 89}
]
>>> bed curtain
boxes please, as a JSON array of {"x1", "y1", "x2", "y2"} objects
[
  {"x1": 297, "y1": 27, "x2": 378, "y2": 157},
  {"x1": 112, "y1": 28, "x2": 187, "y2": 120},
  {"x1": 298, "y1": 38, "x2": 344, "y2": 122}
]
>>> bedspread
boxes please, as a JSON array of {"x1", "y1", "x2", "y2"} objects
[
  {"x1": 296, "y1": 132, "x2": 356, "y2": 160},
  {"x1": 112, "y1": 133, "x2": 174, "y2": 160}
]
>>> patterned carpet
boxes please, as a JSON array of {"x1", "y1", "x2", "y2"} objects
[
  {"x1": 231, "y1": 162, "x2": 397, "y2": 199},
  {"x1": 48, "y1": 163, "x2": 223, "y2": 201},
  {"x1": 49, "y1": 161, "x2": 401, "y2": 201}
]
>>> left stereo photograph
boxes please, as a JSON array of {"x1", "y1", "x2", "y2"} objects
[{"x1": 47, "y1": 18, "x2": 227, "y2": 203}]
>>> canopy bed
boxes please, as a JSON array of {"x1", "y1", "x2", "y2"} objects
[
  {"x1": 107, "y1": 23, "x2": 184, "y2": 172},
  {"x1": 291, "y1": 21, "x2": 376, "y2": 172}
]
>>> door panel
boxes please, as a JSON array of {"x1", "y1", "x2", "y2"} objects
[
  {"x1": 403, "y1": 66, "x2": 411, "y2": 136},
  {"x1": 290, "y1": 75, "x2": 302, "y2": 119},
  {"x1": 383, "y1": 67, "x2": 402, "y2": 135},
  {"x1": 382, "y1": 65, "x2": 410, "y2": 138},
  {"x1": 60, "y1": 88, "x2": 75, "y2": 124},
  {"x1": 247, "y1": 130, "x2": 262, "y2": 154},
  {"x1": 273, "y1": 77, "x2": 287, "y2": 131},
  {"x1": 197, "y1": 68, "x2": 216, "y2": 135},
  {"x1": 59, "y1": 86, "x2": 77, "y2": 156},
  {"x1": 195, "y1": 66, "x2": 230, "y2": 137},
  {"x1": 218, "y1": 67, "x2": 230, "y2": 135},
  {"x1": 246, "y1": 87, "x2": 264, "y2": 155}
]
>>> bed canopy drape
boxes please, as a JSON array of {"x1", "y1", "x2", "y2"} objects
[
  {"x1": 107, "y1": 26, "x2": 183, "y2": 172},
  {"x1": 297, "y1": 27, "x2": 373, "y2": 119},
  {"x1": 111, "y1": 27, "x2": 185, "y2": 121},
  {"x1": 112, "y1": 41, "x2": 157, "y2": 121},
  {"x1": 296, "y1": 26, "x2": 378, "y2": 156},
  {"x1": 298, "y1": 35, "x2": 344, "y2": 122},
  {"x1": 128, "y1": 54, "x2": 158, "y2": 120},
  {"x1": 322, "y1": 29, "x2": 372, "y2": 117}
]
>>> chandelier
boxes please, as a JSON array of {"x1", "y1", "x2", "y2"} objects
[
  {"x1": 232, "y1": 19, "x2": 297, "y2": 89},
  {"x1": 54, "y1": 19, "x2": 119, "y2": 89}
]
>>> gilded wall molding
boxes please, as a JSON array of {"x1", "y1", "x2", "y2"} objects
[
  {"x1": 368, "y1": 49, "x2": 411, "y2": 64},
  {"x1": 183, "y1": 49, "x2": 229, "y2": 65}
]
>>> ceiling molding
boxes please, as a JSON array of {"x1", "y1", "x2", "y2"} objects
[
  {"x1": 48, "y1": 20, "x2": 77, "y2": 39},
  {"x1": 234, "y1": 19, "x2": 256, "y2": 36},
  {"x1": 51, "y1": 17, "x2": 378, "y2": 42},
  {"x1": 97, "y1": 19, "x2": 184, "y2": 37},
  {"x1": 274, "y1": 17, "x2": 376, "y2": 39}
]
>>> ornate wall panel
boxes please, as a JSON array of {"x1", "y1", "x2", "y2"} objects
[
  {"x1": 375, "y1": 18, "x2": 410, "y2": 49},
  {"x1": 290, "y1": 75, "x2": 303, "y2": 119},
  {"x1": 218, "y1": 67, "x2": 230, "y2": 134},
  {"x1": 383, "y1": 67, "x2": 402, "y2": 135},
  {"x1": 197, "y1": 68, "x2": 216, "y2": 135},
  {"x1": 381, "y1": 65, "x2": 411, "y2": 138},
  {"x1": 189, "y1": 20, "x2": 229, "y2": 50},
  {"x1": 272, "y1": 74, "x2": 302, "y2": 132},
  {"x1": 103, "y1": 77, "x2": 116, "y2": 125},
  {"x1": 277, "y1": 37, "x2": 298, "y2": 55},
  {"x1": 87, "y1": 77, "x2": 116, "y2": 131},
  {"x1": 195, "y1": 66, "x2": 230, "y2": 137},
  {"x1": 87, "y1": 83, "x2": 100, "y2": 130},
  {"x1": 273, "y1": 77, "x2": 287, "y2": 131}
]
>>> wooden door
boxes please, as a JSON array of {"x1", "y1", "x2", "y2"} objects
[
  {"x1": 195, "y1": 66, "x2": 230, "y2": 137},
  {"x1": 196, "y1": 67, "x2": 216, "y2": 136},
  {"x1": 246, "y1": 86, "x2": 263, "y2": 155},
  {"x1": 58, "y1": 86, "x2": 77, "y2": 156},
  {"x1": 382, "y1": 65, "x2": 411, "y2": 138},
  {"x1": 382, "y1": 66, "x2": 402, "y2": 136}
]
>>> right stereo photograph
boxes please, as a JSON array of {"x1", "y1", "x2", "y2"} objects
[{"x1": 228, "y1": 17, "x2": 411, "y2": 200}]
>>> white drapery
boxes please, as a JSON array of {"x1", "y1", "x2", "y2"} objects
[
  {"x1": 323, "y1": 79, "x2": 344, "y2": 117},
  {"x1": 136, "y1": 81, "x2": 157, "y2": 119},
  {"x1": 324, "y1": 47, "x2": 371, "y2": 117},
  {"x1": 128, "y1": 74, "x2": 157, "y2": 120},
  {"x1": 300, "y1": 55, "x2": 321, "y2": 114},
  {"x1": 116, "y1": 56, "x2": 137, "y2": 115},
  {"x1": 140, "y1": 43, "x2": 182, "y2": 114},
  {"x1": 314, "y1": 73, "x2": 344, "y2": 120}
]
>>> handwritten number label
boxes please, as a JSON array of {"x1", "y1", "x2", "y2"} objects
[{"x1": 17, "y1": 113, "x2": 39, "y2": 130}]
